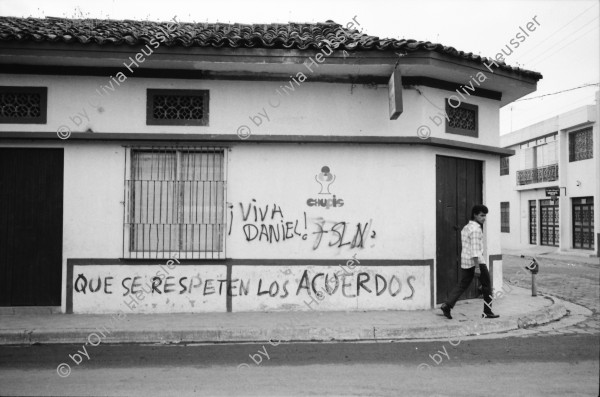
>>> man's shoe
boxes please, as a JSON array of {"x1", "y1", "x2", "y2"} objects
[
  {"x1": 482, "y1": 312, "x2": 500, "y2": 319},
  {"x1": 441, "y1": 303, "x2": 452, "y2": 319}
]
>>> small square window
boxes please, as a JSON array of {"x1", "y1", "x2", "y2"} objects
[
  {"x1": 147, "y1": 89, "x2": 209, "y2": 126},
  {"x1": 500, "y1": 156, "x2": 509, "y2": 176},
  {"x1": 445, "y1": 100, "x2": 478, "y2": 138},
  {"x1": 0, "y1": 86, "x2": 47, "y2": 124}
]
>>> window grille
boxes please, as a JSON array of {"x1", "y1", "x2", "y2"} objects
[
  {"x1": 569, "y1": 127, "x2": 593, "y2": 162},
  {"x1": 0, "y1": 86, "x2": 47, "y2": 124},
  {"x1": 500, "y1": 156, "x2": 509, "y2": 176},
  {"x1": 123, "y1": 146, "x2": 226, "y2": 259},
  {"x1": 146, "y1": 89, "x2": 209, "y2": 126},
  {"x1": 572, "y1": 197, "x2": 594, "y2": 250},
  {"x1": 500, "y1": 202, "x2": 510, "y2": 233},
  {"x1": 516, "y1": 164, "x2": 559, "y2": 186},
  {"x1": 529, "y1": 200, "x2": 537, "y2": 244},
  {"x1": 445, "y1": 101, "x2": 478, "y2": 137},
  {"x1": 540, "y1": 199, "x2": 559, "y2": 246}
]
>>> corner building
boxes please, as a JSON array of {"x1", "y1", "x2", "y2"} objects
[
  {"x1": 0, "y1": 17, "x2": 542, "y2": 313},
  {"x1": 499, "y1": 94, "x2": 599, "y2": 256}
]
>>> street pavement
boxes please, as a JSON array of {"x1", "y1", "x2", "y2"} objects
[
  {"x1": 0, "y1": 333, "x2": 597, "y2": 396},
  {"x1": 0, "y1": 251, "x2": 597, "y2": 396},
  {"x1": 502, "y1": 253, "x2": 599, "y2": 336}
]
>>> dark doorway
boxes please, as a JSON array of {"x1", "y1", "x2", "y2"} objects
[
  {"x1": 540, "y1": 199, "x2": 559, "y2": 247},
  {"x1": 529, "y1": 200, "x2": 537, "y2": 244},
  {"x1": 436, "y1": 155, "x2": 483, "y2": 304},
  {"x1": 572, "y1": 197, "x2": 594, "y2": 250},
  {"x1": 0, "y1": 148, "x2": 63, "y2": 306}
]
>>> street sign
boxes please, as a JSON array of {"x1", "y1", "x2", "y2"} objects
[
  {"x1": 545, "y1": 186, "x2": 560, "y2": 197},
  {"x1": 388, "y1": 67, "x2": 403, "y2": 120}
]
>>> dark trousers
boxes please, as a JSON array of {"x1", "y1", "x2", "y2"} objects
[{"x1": 445, "y1": 264, "x2": 493, "y2": 314}]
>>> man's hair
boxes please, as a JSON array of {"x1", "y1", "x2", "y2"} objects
[{"x1": 471, "y1": 204, "x2": 489, "y2": 219}]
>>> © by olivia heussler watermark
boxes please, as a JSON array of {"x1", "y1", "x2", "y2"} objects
[
  {"x1": 416, "y1": 265, "x2": 535, "y2": 373},
  {"x1": 415, "y1": 15, "x2": 541, "y2": 139},
  {"x1": 235, "y1": 16, "x2": 362, "y2": 140},
  {"x1": 55, "y1": 254, "x2": 180, "y2": 378},
  {"x1": 56, "y1": 16, "x2": 180, "y2": 140},
  {"x1": 235, "y1": 253, "x2": 361, "y2": 377},
  {"x1": 121, "y1": 254, "x2": 181, "y2": 310},
  {"x1": 303, "y1": 253, "x2": 361, "y2": 310},
  {"x1": 55, "y1": 311, "x2": 127, "y2": 378},
  {"x1": 416, "y1": 321, "x2": 480, "y2": 372}
]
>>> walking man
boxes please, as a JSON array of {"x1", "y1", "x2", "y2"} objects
[{"x1": 441, "y1": 204, "x2": 499, "y2": 319}]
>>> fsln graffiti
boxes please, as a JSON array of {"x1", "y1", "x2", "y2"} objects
[
  {"x1": 228, "y1": 200, "x2": 376, "y2": 250},
  {"x1": 311, "y1": 217, "x2": 374, "y2": 250}
]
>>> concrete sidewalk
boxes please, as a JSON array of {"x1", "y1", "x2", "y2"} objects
[{"x1": 0, "y1": 285, "x2": 568, "y2": 345}]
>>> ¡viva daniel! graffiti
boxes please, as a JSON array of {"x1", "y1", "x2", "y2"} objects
[{"x1": 230, "y1": 165, "x2": 371, "y2": 250}]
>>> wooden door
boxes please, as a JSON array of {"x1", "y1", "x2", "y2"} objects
[
  {"x1": 0, "y1": 148, "x2": 63, "y2": 306},
  {"x1": 540, "y1": 199, "x2": 559, "y2": 247},
  {"x1": 529, "y1": 200, "x2": 537, "y2": 244},
  {"x1": 573, "y1": 197, "x2": 594, "y2": 250},
  {"x1": 436, "y1": 156, "x2": 483, "y2": 304}
]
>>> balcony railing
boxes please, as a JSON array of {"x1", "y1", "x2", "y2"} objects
[{"x1": 516, "y1": 163, "x2": 558, "y2": 186}]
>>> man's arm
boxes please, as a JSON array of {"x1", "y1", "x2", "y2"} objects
[
  {"x1": 472, "y1": 228, "x2": 485, "y2": 263},
  {"x1": 470, "y1": 227, "x2": 485, "y2": 274}
]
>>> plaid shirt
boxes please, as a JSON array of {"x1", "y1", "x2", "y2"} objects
[{"x1": 460, "y1": 220, "x2": 485, "y2": 269}]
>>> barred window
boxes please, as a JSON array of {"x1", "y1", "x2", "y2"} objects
[
  {"x1": 147, "y1": 89, "x2": 209, "y2": 126},
  {"x1": 500, "y1": 156, "x2": 509, "y2": 176},
  {"x1": 124, "y1": 147, "x2": 226, "y2": 259},
  {"x1": 501, "y1": 202, "x2": 510, "y2": 233},
  {"x1": 0, "y1": 86, "x2": 47, "y2": 124},
  {"x1": 445, "y1": 100, "x2": 478, "y2": 138},
  {"x1": 529, "y1": 200, "x2": 537, "y2": 244},
  {"x1": 569, "y1": 127, "x2": 593, "y2": 162}
]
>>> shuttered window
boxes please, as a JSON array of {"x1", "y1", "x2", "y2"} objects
[
  {"x1": 501, "y1": 202, "x2": 510, "y2": 233},
  {"x1": 500, "y1": 156, "x2": 509, "y2": 176},
  {"x1": 124, "y1": 147, "x2": 226, "y2": 259}
]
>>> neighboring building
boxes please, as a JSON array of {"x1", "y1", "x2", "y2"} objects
[
  {"x1": 500, "y1": 92, "x2": 599, "y2": 257},
  {"x1": 0, "y1": 17, "x2": 542, "y2": 313}
]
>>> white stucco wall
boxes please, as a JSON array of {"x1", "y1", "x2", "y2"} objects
[
  {"x1": 0, "y1": 74, "x2": 507, "y2": 312},
  {"x1": 0, "y1": 74, "x2": 500, "y2": 147},
  {"x1": 59, "y1": 142, "x2": 501, "y2": 313},
  {"x1": 72, "y1": 263, "x2": 227, "y2": 314},
  {"x1": 499, "y1": 150, "x2": 518, "y2": 249},
  {"x1": 227, "y1": 144, "x2": 433, "y2": 259},
  {"x1": 231, "y1": 264, "x2": 430, "y2": 312}
]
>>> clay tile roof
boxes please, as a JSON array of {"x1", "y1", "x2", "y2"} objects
[{"x1": 0, "y1": 16, "x2": 542, "y2": 80}]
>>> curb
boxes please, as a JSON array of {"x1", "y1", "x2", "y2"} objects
[
  {"x1": 516, "y1": 295, "x2": 568, "y2": 329},
  {"x1": 0, "y1": 299, "x2": 568, "y2": 345}
]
